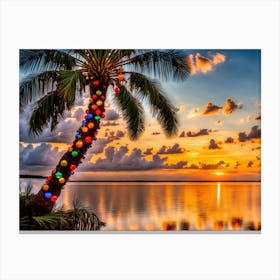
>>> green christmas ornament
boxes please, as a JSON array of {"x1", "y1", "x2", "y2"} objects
[
  {"x1": 55, "y1": 171, "x2": 62, "y2": 179},
  {"x1": 95, "y1": 115, "x2": 101, "y2": 121},
  {"x1": 71, "y1": 150, "x2": 78, "y2": 157}
]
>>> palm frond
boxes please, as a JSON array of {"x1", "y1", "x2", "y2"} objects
[
  {"x1": 130, "y1": 72, "x2": 178, "y2": 137},
  {"x1": 113, "y1": 86, "x2": 145, "y2": 140},
  {"x1": 33, "y1": 214, "x2": 69, "y2": 230},
  {"x1": 20, "y1": 49, "x2": 78, "y2": 74},
  {"x1": 29, "y1": 90, "x2": 69, "y2": 135},
  {"x1": 126, "y1": 50, "x2": 191, "y2": 82},
  {"x1": 20, "y1": 70, "x2": 58, "y2": 110},
  {"x1": 57, "y1": 70, "x2": 86, "y2": 108}
]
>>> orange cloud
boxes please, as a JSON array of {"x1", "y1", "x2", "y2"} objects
[
  {"x1": 187, "y1": 52, "x2": 226, "y2": 75},
  {"x1": 224, "y1": 98, "x2": 243, "y2": 115},
  {"x1": 203, "y1": 102, "x2": 222, "y2": 115}
]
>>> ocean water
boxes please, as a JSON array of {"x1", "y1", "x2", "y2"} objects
[{"x1": 20, "y1": 179, "x2": 261, "y2": 231}]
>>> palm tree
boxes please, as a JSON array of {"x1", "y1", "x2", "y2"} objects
[{"x1": 20, "y1": 49, "x2": 190, "y2": 215}]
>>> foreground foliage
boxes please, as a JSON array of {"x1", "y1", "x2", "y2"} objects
[{"x1": 20, "y1": 185, "x2": 105, "y2": 230}]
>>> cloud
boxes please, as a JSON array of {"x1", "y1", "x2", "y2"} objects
[
  {"x1": 224, "y1": 98, "x2": 243, "y2": 115},
  {"x1": 157, "y1": 144, "x2": 185, "y2": 154},
  {"x1": 203, "y1": 102, "x2": 222, "y2": 115},
  {"x1": 185, "y1": 160, "x2": 228, "y2": 170},
  {"x1": 208, "y1": 139, "x2": 221, "y2": 150},
  {"x1": 79, "y1": 146, "x2": 188, "y2": 171},
  {"x1": 238, "y1": 126, "x2": 261, "y2": 142},
  {"x1": 143, "y1": 148, "x2": 153, "y2": 156},
  {"x1": 104, "y1": 109, "x2": 120, "y2": 121},
  {"x1": 102, "y1": 121, "x2": 120, "y2": 126},
  {"x1": 20, "y1": 143, "x2": 64, "y2": 170},
  {"x1": 234, "y1": 161, "x2": 241, "y2": 169},
  {"x1": 225, "y1": 137, "x2": 234, "y2": 143},
  {"x1": 247, "y1": 161, "x2": 254, "y2": 167},
  {"x1": 179, "y1": 131, "x2": 185, "y2": 138},
  {"x1": 20, "y1": 117, "x2": 79, "y2": 144},
  {"x1": 187, "y1": 52, "x2": 226, "y2": 75},
  {"x1": 186, "y1": 128, "x2": 209, "y2": 137},
  {"x1": 90, "y1": 130, "x2": 126, "y2": 154},
  {"x1": 216, "y1": 120, "x2": 222, "y2": 125},
  {"x1": 73, "y1": 108, "x2": 85, "y2": 121},
  {"x1": 152, "y1": 132, "x2": 161, "y2": 135},
  {"x1": 199, "y1": 160, "x2": 228, "y2": 170}
]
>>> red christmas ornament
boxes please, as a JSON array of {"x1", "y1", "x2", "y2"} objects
[
  {"x1": 47, "y1": 176, "x2": 52, "y2": 181},
  {"x1": 101, "y1": 95, "x2": 106, "y2": 101},
  {"x1": 85, "y1": 136, "x2": 92, "y2": 143},
  {"x1": 101, "y1": 113, "x2": 105, "y2": 118},
  {"x1": 92, "y1": 95, "x2": 98, "y2": 100},
  {"x1": 85, "y1": 109, "x2": 89, "y2": 114},
  {"x1": 50, "y1": 195, "x2": 58, "y2": 202},
  {"x1": 103, "y1": 108, "x2": 106, "y2": 112},
  {"x1": 70, "y1": 164, "x2": 76, "y2": 171},
  {"x1": 93, "y1": 80, "x2": 100, "y2": 86},
  {"x1": 95, "y1": 109, "x2": 101, "y2": 115},
  {"x1": 114, "y1": 87, "x2": 120, "y2": 93},
  {"x1": 117, "y1": 68, "x2": 122, "y2": 74},
  {"x1": 91, "y1": 104, "x2": 97, "y2": 110}
]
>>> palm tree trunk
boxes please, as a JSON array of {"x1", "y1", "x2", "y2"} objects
[{"x1": 24, "y1": 80, "x2": 108, "y2": 216}]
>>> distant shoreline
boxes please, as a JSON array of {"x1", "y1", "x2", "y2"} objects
[{"x1": 19, "y1": 175, "x2": 261, "y2": 183}]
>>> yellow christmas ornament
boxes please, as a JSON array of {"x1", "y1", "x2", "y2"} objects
[
  {"x1": 96, "y1": 100, "x2": 103, "y2": 106},
  {"x1": 59, "y1": 177, "x2": 65, "y2": 184},
  {"x1": 96, "y1": 90, "x2": 102, "y2": 96},
  {"x1": 60, "y1": 160, "x2": 68, "y2": 167}
]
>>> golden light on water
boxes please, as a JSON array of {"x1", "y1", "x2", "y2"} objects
[
  {"x1": 217, "y1": 182, "x2": 221, "y2": 206},
  {"x1": 58, "y1": 181, "x2": 261, "y2": 231}
]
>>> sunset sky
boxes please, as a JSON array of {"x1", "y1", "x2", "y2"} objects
[{"x1": 20, "y1": 49, "x2": 261, "y2": 181}]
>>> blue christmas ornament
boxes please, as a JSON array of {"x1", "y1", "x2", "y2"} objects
[
  {"x1": 81, "y1": 120, "x2": 86, "y2": 125},
  {"x1": 44, "y1": 192, "x2": 52, "y2": 199},
  {"x1": 75, "y1": 133, "x2": 81, "y2": 139},
  {"x1": 87, "y1": 113, "x2": 93, "y2": 120}
]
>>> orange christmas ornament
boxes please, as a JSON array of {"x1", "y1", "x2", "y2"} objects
[
  {"x1": 82, "y1": 126, "x2": 88, "y2": 133},
  {"x1": 76, "y1": 140, "x2": 83, "y2": 148},
  {"x1": 42, "y1": 184, "x2": 49, "y2": 191},
  {"x1": 117, "y1": 74, "x2": 124, "y2": 81},
  {"x1": 87, "y1": 122, "x2": 94, "y2": 129}
]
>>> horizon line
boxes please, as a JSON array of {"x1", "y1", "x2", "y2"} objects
[{"x1": 19, "y1": 175, "x2": 261, "y2": 183}]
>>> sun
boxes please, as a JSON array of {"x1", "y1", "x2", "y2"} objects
[{"x1": 215, "y1": 171, "x2": 224, "y2": 177}]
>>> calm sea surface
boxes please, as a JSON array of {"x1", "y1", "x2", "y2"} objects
[{"x1": 20, "y1": 180, "x2": 261, "y2": 231}]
